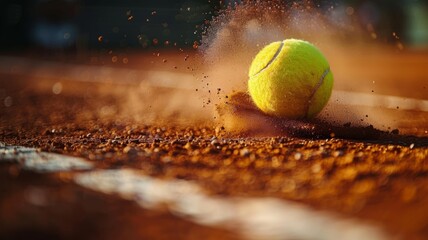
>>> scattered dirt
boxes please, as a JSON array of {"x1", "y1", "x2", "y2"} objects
[{"x1": 1, "y1": 67, "x2": 428, "y2": 239}]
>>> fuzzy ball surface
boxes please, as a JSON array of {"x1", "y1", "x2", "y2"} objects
[{"x1": 248, "y1": 39, "x2": 333, "y2": 119}]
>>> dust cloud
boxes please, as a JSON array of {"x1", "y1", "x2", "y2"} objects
[
  {"x1": 196, "y1": 0, "x2": 428, "y2": 135},
  {"x1": 116, "y1": 0, "x2": 427, "y2": 135},
  {"x1": 200, "y1": 1, "x2": 359, "y2": 96}
]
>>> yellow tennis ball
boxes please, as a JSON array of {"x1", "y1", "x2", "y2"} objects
[{"x1": 248, "y1": 39, "x2": 333, "y2": 119}]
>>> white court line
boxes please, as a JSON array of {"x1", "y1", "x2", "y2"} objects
[
  {"x1": 75, "y1": 169, "x2": 390, "y2": 240},
  {"x1": 0, "y1": 142, "x2": 391, "y2": 240},
  {"x1": 332, "y1": 90, "x2": 428, "y2": 112},
  {"x1": 1, "y1": 56, "x2": 427, "y2": 112},
  {"x1": 0, "y1": 56, "x2": 195, "y2": 90},
  {"x1": 0, "y1": 144, "x2": 93, "y2": 172}
]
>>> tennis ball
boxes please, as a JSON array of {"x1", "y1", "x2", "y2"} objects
[{"x1": 248, "y1": 39, "x2": 333, "y2": 119}]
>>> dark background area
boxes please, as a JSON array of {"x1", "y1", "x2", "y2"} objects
[{"x1": 1, "y1": 0, "x2": 427, "y2": 52}]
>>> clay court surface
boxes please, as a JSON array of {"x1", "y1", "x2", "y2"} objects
[{"x1": 1, "y1": 48, "x2": 428, "y2": 240}]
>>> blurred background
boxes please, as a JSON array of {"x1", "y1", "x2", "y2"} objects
[{"x1": 1, "y1": 0, "x2": 427, "y2": 53}]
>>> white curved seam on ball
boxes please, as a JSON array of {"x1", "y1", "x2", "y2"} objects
[
  {"x1": 306, "y1": 68, "x2": 330, "y2": 118},
  {"x1": 251, "y1": 41, "x2": 285, "y2": 78}
]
